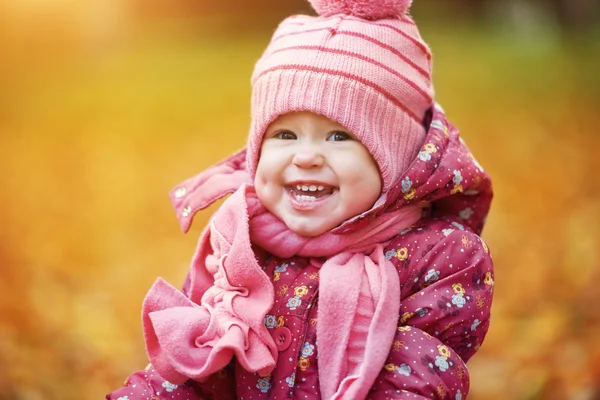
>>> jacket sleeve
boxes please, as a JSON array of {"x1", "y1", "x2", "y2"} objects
[
  {"x1": 105, "y1": 363, "x2": 236, "y2": 400},
  {"x1": 369, "y1": 227, "x2": 494, "y2": 399}
]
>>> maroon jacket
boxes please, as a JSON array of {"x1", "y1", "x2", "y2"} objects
[{"x1": 107, "y1": 105, "x2": 494, "y2": 399}]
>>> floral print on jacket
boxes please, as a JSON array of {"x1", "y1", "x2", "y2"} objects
[{"x1": 107, "y1": 104, "x2": 494, "y2": 399}]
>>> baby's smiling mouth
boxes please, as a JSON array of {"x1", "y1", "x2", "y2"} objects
[{"x1": 286, "y1": 183, "x2": 336, "y2": 201}]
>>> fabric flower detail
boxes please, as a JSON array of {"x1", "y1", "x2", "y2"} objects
[
  {"x1": 459, "y1": 207, "x2": 474, "y2": 220},
  {"x1": 484, "y1": 272, "x2": 494, "y2": 286},
  {"x1": 397, "y1": 363, "x2": 412, "y2": 376},
  {"x1": 451, "y1": 184, "x2": 463, "y2": 195},
  {"x1": 451, "y1": 221, "x2": 465, "y2": 230},
  {"x1": 435, "y1": 355, "x2": 450, "y2": 372},
  {"x1": 286, "y1": 373, "x2": 296, "y2": 388},
  {"x1": 401, "y1": 177, "x2": 412, "y2": 193},
  {"x1": 424, "y1": 143, "x2": 437, "y2": 153},
  {"x1": 438, "y1": 296, "x2": 459, "y2": 317},
  {"x1": 481, "y1": 239, "x2": 489, "y2": 253},
  {"x1": 452, "y1": 170, "x2": 463, "y2": 185},
  {"x1": 430, "y1": 119, "x2": 445, "y2": 131},
  {"x1": 294, "y1": 286, "x2": 309, "y2": 297},
  {"x1": 277, "y1": 284, "x2": 289, "y2": 296},
  {"x1": 264, "y1": 314, "x2": 277, "y2": 329},
  {"x1": 471, "y1": 319, "x2": 481, "y2": 331},
  {"x1": 276, "y1": 316, "x2": 285, "y2": 327},
  {"x1": 298, "y1": 357, "x2": 311, "y2": 371},
  {"x1": 458, "y1": 365, "x2": 467, "y2": 380},
  {"x1": 431, "y1": 118, "x2": 449, "y2": 135},
  {"x1": 456, "y1": 390, "x2": 463, "y2": 400},
  {"x1": 117, "y1": 397, "x2": 129, "y2": 400},
  {"x1": 385, "y1": 249, "x2": 397, "y2": 260},
  {"x1": 396, "y1": 247, "x2": 408, "y2": 261},
  {"x1": 418, "y1": 150, "x2": 432, "y2": 161},
  {"x1": 384, "y1": 363, "x2": 397, "y2": 371},
  {"x1": 275, "y1": 263, "x2": 288, "y2": 273},
  {"x1": 301, "y1": 342, "x2": 315, "y2": 357},
  {"x1": 452, "y1": 283, "x2": 465, "y2": 295},
  {"x1": 256, "y1": 377, "x2": 271, "y2": 393},
  {"x1": 273, "y1": 271, "x2": 281, "y2": 282},
  {"x1": 472, "y1": 269, "x2": 486, "y2": 290},
  {"x1": 415, "y1": 307, "x2": 429, "y2": 317},
  {"x1": 400, "y1": 312, "x2": 414, "y2": 324},
  {"x1": 437, "y1": 345, "x2": 451, "y2": 358},
  {"x1": 476, "y1": 295, "x2": 486, "y2": 309},
  {"x1": 421, "y1": 355, "x2": 439, "y2": 376},
  {"x1": 162, "y1": 381, "x2": 178, "y2": 392},
  {"x1": 452, "y1": 293, "x2": 467, "y2": 308},
  {"x1": 461, "y1": 235, "x2": 473, "y2": 248},
  {"x1": 400, "y1": 226, "x2": 412, "y2": 235},
  {"x1": 442, "y1": 228, "x2": 454, "y2": 237},
  {"x1": 286, "y1": 296, "x2": 302, "y2": 310},
  {"x1": 424, "y1": 269, "x2": 440, "y2": 284}
]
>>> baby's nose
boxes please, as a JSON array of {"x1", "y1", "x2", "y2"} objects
[{"x1": 292, "y1": 145, "x2": 324, "y2": 168}]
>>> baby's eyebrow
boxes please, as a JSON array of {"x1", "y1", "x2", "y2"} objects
[{"x1": 267, "y1": 125, "x2": 290, "y2": 132}]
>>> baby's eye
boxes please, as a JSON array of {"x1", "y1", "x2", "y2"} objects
[
  {"x1": 327, "y1": 131, "x2": 352, "y2": 141},
  {"x1": 274, "y1": 130, "x2": 297, "y2": 140}
]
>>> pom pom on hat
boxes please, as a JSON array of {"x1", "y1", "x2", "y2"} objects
[{"x1": 308, "y1": 0, "x2": 412, "y2": 19}]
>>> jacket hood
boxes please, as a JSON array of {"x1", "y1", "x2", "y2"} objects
[{"x1": 169, "y1": 103, "x2": 493, "y2": 236}]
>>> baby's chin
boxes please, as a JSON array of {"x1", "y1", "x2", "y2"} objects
[
  {"x1": 289, "y1": 226, "x2": 328, "y2": 238},
  {"x1": 282, "y1": 216, "x2": 338, "y2": 238}
]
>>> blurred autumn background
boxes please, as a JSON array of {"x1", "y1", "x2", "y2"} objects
[{"x1": 1, "y1": 0, "x2": 600, "y2": 398}]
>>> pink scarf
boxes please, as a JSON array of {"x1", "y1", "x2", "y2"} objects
[{"x1": 143, "y1": 183, "x2": 423, "y2": 399}]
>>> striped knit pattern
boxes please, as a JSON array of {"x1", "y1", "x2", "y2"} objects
[{"x1": 246, "y1": 11, "x2": 434, "y2": 191}]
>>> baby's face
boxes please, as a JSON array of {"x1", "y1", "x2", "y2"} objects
[{"x1": 255, "y1": 111, "x2": 381, "y2": 237}]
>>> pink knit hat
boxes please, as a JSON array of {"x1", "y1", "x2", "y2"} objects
[{"x1": 246, "y1": 0, "x2": 434, "y2": 192}]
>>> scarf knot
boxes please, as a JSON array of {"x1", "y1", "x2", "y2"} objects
[{"x1": 143, "y1": 184, "x2": 424, "y2": 398}]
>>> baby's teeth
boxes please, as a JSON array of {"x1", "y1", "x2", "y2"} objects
[
  {"x1": 298, "y1": 195, "x2": 317, "y2": 201},
  {"x1": 293, "y1": 184, "x2": 325, "y2": 193}
]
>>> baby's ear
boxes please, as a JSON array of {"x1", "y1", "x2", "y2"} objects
[{"x1": 170, "y1": 148, "x2": 252, "y2": 233}]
